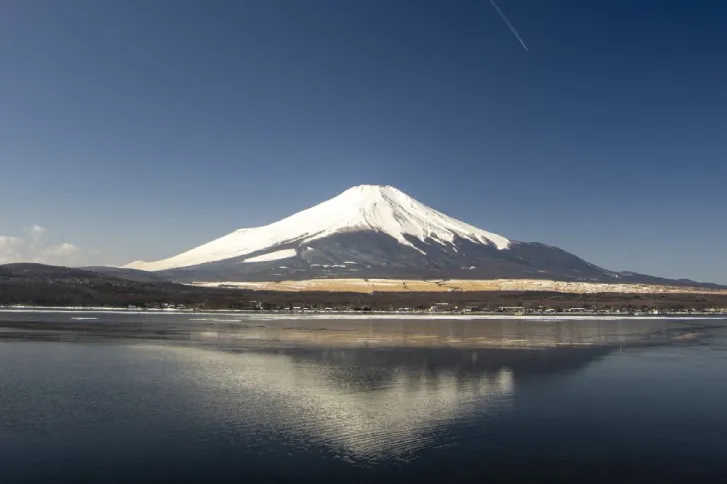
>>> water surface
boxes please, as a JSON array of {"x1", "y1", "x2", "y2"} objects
[{"x1": 1, "y1": 312, "x2": 726, "y2": 482}]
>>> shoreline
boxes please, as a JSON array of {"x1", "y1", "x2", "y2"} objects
[{"x1": 0, "y1": 306, "x2": 725, "y2": 320}]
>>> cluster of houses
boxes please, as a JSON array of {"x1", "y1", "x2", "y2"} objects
[
  {"x1": 428, "y1": 304, "x2": 720, "y2": 315},
  {"x1": 127, "y1": 303, "x2": 187, "y2": 310},
  {"x1": 114, "y1": 301, "x2": 725, "y2": 315}
]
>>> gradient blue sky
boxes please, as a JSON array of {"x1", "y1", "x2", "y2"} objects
[{"x1": 1, "y1": 0, "x2": 725, "y2": 282}]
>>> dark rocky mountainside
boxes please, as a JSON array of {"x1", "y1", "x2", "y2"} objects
[
  {"x1": 0, "y1": 263, "x2": 230, "y2": 307},
  {"x1": 156, "y1": 231, "x2": 721, "y2": 289}
]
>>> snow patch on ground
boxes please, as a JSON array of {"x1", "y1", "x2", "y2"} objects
[{"x1": 188, "y1": 278, "x2": 727, "y2": 296}]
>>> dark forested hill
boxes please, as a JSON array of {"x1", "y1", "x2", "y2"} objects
[
  {"x1": 0, "y1": 263, "x2": 238, "y2": 308},
  {"x1": 1, "y1": 263, "x2": 725, "y2": 311}
]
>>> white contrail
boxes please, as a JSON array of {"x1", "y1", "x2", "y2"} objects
[{"x1": 488, "y1": 0, "x2": 529, "y2": 51}]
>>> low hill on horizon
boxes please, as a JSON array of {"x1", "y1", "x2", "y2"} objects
[{"x1": 1, "y1": 263, "x2": 726, "y2": 311}]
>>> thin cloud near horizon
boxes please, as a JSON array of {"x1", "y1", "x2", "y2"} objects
[{"x1": 0, "y1": 225, "x2": 81, "y2": 266}]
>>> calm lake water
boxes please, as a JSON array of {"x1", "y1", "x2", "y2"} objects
[{"x1": 1, "y1": 311, "x2": 726, "y2": 483}]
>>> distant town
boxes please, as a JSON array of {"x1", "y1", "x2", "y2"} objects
[{"x1": 2, "y1": 301, "x2": 725, "y2": 317}]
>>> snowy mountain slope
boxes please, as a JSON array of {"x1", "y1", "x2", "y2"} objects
[
  {"x1": 122, "y1": 184, "x2": 711, "y2": 287},
  {"x1": 150, "y1": 230, "x2": 621, "y2": 283},
  {"x1": 125, "y1": 185, "x2": 511, "y2": 272}
]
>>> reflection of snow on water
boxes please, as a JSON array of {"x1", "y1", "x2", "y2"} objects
[{"x1": 136, "y1": 345, "x2": 515, "y2": 462}]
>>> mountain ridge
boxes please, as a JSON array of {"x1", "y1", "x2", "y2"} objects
[
  {"x1": 126, "y1": 185, "x2": 510, "y2": 271},
  {"x1": 122, "y1": 185, "x2": 718, "y2": 288}
]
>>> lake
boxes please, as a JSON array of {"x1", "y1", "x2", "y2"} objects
[{"x1": 1, "y1": 311, "x2": 726, "y2": 483}]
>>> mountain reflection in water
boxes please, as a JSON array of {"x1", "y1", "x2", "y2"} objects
[
  {"x1": 0, "y1": 313, "x2": 693, "y2": 349},
  {"x1": 127, "y1": 343, "x2": 611, "y2": 462},
  {"x1": 1, "y1": 314, "x2": 726, "y2": 483}
]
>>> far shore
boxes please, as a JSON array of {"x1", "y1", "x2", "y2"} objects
[{"x1": 0, "y1": 306, "x2": 724, "y2": 319}]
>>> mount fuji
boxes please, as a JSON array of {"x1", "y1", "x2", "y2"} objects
[{"x1": 123, "y1": 185, "x2": 707, "y2": 287}]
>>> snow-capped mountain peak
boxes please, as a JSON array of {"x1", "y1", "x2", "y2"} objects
[{"x1": 125, "y1": 184, "x2": 511, "y2": 271}]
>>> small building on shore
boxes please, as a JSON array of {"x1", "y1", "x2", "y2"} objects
[{"x1": 496, "y1": 306, "x2": 525, "y2": 313}]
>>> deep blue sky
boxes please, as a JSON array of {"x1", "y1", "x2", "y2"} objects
[{"x1": 1, "y1": 0, "x2": 725, "y2": 282}]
